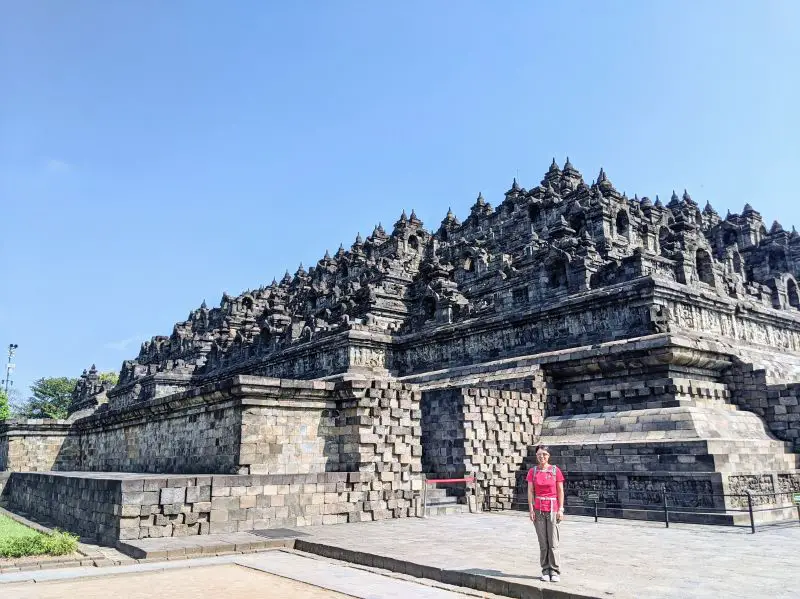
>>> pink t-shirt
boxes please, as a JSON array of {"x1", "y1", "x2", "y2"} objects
[{"x1": 526, "y1": 466, "x2": 564, "y2": 511}]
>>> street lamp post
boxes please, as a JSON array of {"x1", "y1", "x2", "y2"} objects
[{"x1": 3, "y1": 343, "x2": 18, "y2": 395}]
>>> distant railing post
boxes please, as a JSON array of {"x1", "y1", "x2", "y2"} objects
[
  {"x1": 594, "y1": 499, "x2": 599, "y2": 523},
  {"x1": 746, "y1": 490, "x2": 755, "y2": 534},
  {"x1": 796, "y1": 503, "x2": 800, "y2": 527},
  {"x1": 662, "y1": 485, "x2": 669, "y2": 528},
  {"x1": 471, "y1": 472, "x2": 478, "y2": 513},
  {"x1": 422, "y1": 473, "x2": 428, "y2": 519}
]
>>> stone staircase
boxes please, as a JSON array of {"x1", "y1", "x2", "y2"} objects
[
  {"x1": 534, "y1": 370, "x2": 800, "y2": 525},
  {"x1": 423, "y1": 482, "x2": 472, "y2": 517}
]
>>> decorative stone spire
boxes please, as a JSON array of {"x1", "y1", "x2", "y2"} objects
[
  {"x1": 281, "y1": 270, "x2": 292, "y2": 285},
  {"x1": 371, "y1": 222, "x2": 387, "y2": 240},
  {"x1": 641, "y1": 196, "x2": 653, "y2": 208},
  {"x1": 682, "y1": 189, "x2": 696, "y2": 206},
  {"x1": 393, "y1": 210, "x2": 409, "y2": 234},
  {"x1": 200, "y1": 299, "x2": 208, "y2": 310},
  {"x1": 560, "y1": 158, "x2": 582, "y2": 191},
  {"x1": 511, "y1": 178, "x2": 521, "y2": 192},
  {"x1": 654, "y1": 196, "x2": 662, "y2": 208},
  {"x1": 597, "y1": 168, "x2": 615, "y2": 193},
  {"x1": 323, "y1": 249, "x2": 331, "y2": 260},
  {"x1": 409, "y1": 209, "x2": 423, "y2": 226},
  {"x1": 542, "y1": 158, "x2": 562, "y2": 187},
  {"x1": 562, "y1": 157, "x2": 581, "y2": 177},
  {"x1": 470, "y1": 192, "x2": 492, "y2": 218},
  {"x1": 335, "y1": 243, "x2": 346, "y2": 259},
  {"x1": 771, "y1": 220, "x2": 784, "y2": 234},
  {"x1": 669, "y1": 190, "x2": 680, "y2": 205},
  {"x1": 295, "y1": 263, "x2": 306, "y2": 277},
  {"x1": 703, "y1": 201, "x2": 717, "y2": 216},
  {"x1": 354, "y1": 232, "x2": 363, "y2": 245}
]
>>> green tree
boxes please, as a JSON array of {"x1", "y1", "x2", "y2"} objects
[
  {"x1": 98, "y1": 371, "x2": 119, "y2": 387},
  {"x1": 0, "y1": 389, "x2": 10, "y2": 421},
  {"x1": 19, "y1": 377, "x2": 77, "y2": 420}
]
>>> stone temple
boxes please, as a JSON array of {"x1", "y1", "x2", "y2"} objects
[{"x1": 2, "y1": 159, "x2": 799, "y2": 543}]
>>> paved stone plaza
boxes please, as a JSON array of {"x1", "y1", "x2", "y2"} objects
[{"x1": 295, "y1": 512, "x2": 800, "y2": 599}]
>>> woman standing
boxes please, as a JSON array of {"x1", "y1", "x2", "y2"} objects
[{"x1": 527, "y1": 445, "x2": 565, "y2": 583}]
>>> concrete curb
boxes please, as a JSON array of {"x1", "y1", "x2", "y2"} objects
[
  {"x1": 115, "y1": 538, "x2": 293, "y2": 560},
  {"x1": 294, "y1": 539, "x2": 601, "y2": 599}
]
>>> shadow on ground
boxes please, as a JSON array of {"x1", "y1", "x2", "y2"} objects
[{"x1": 456, "y1": 567, "x2": 540, "y2": 581}]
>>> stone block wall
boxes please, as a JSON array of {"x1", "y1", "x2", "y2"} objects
[
  {"x1": 59, "y1": 377, "x2": 339, "y2": 475},
  {"x1": 1, "y1": 377, "x2": 425, "y2": 543},
  {"x1": 76, "y1": 404, "x2": 242, "y2": 474},
  {"x1": 724, "y1": 359, "x2": 800, "y2": 452},
  {"x1": 422, "y1": 380, "x2": 546, "y2": 509},
  {"x1": 5, "y1": 468, "x2": 424, "y2": 543},
  {"x1": 337, "y1": 379, "x2": 424, "y2": 486},
  {"x1": 5, "y1": 473, "x2": 128, "y2": 542},
  {"x1": 0, "y1": 420, "x2": 76, "y2": 472},
  {"x1": 762, "y1": 385, "x2": 800, "y2": 451},
  {"x1": 239, "y1": 405, "x2": 338, "y2": 475}
]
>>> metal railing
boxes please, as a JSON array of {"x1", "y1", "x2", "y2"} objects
[{"x1": 486, "y1": 484, "x2": 800, "y2": 533}]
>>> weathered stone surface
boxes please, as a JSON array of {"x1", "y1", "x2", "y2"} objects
[{"x1": 2, "y1": 159, "x2": 800, "y2": 536}]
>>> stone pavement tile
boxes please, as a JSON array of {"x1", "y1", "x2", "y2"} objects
[
  {"x1": 0, "y1": 551, "x2": 479, "y2": 599},
  {"x1": 117, "y1": 531, "x2": 291, "y2": 558},
  {"x1": 0, "y1": 555, "x2": 235, "y2": 585},
  {"x1": 237, "y1": 550, "x2": 475, "y2": 599},
  {"x1": 296, "y1": 512, "x2": 800, "y2": 599},
  {"x1": 0, "y1": 563, "x2": 353, "y2": 599}
]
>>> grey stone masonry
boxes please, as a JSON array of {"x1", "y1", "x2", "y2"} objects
[
  {"x1": 0, "y1": 377, "x2": 424, "y2": 542},
  {"x1": 3, "y1": 469, "x2": 423, "y2": 543},
  {"x1": 0, "y1": 420, "x2": 75, "y2": 472},
  {"x1": 70, "y1": 159, "x2": 800, "y2": 406},
  {"x1": 422, "y1": 381, "x2": 546, "y2": 510},
  {"x1": 4, "y1": 159, "x2": 800, "y2": 532},
  {"x1": 724, "y1": 358, "x2": 800, "y2": 452}
]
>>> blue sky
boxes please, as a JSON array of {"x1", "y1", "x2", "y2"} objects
[{"x1": 1, "y1": 1, "x2": 799, "y2": 398}]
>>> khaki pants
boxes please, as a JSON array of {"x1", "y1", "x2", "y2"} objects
[{"x1": 533, "y1": 509, "x2": 560, "y2": 575}]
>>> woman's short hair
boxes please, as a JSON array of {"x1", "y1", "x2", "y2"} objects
[{"x1": 535, "y1": 445, "x2": 550, "y2": 455}]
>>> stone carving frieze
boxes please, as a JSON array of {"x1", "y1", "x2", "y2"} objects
[{"x1": 80, "y1": 159, "x2": 800, "y2": 406}]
